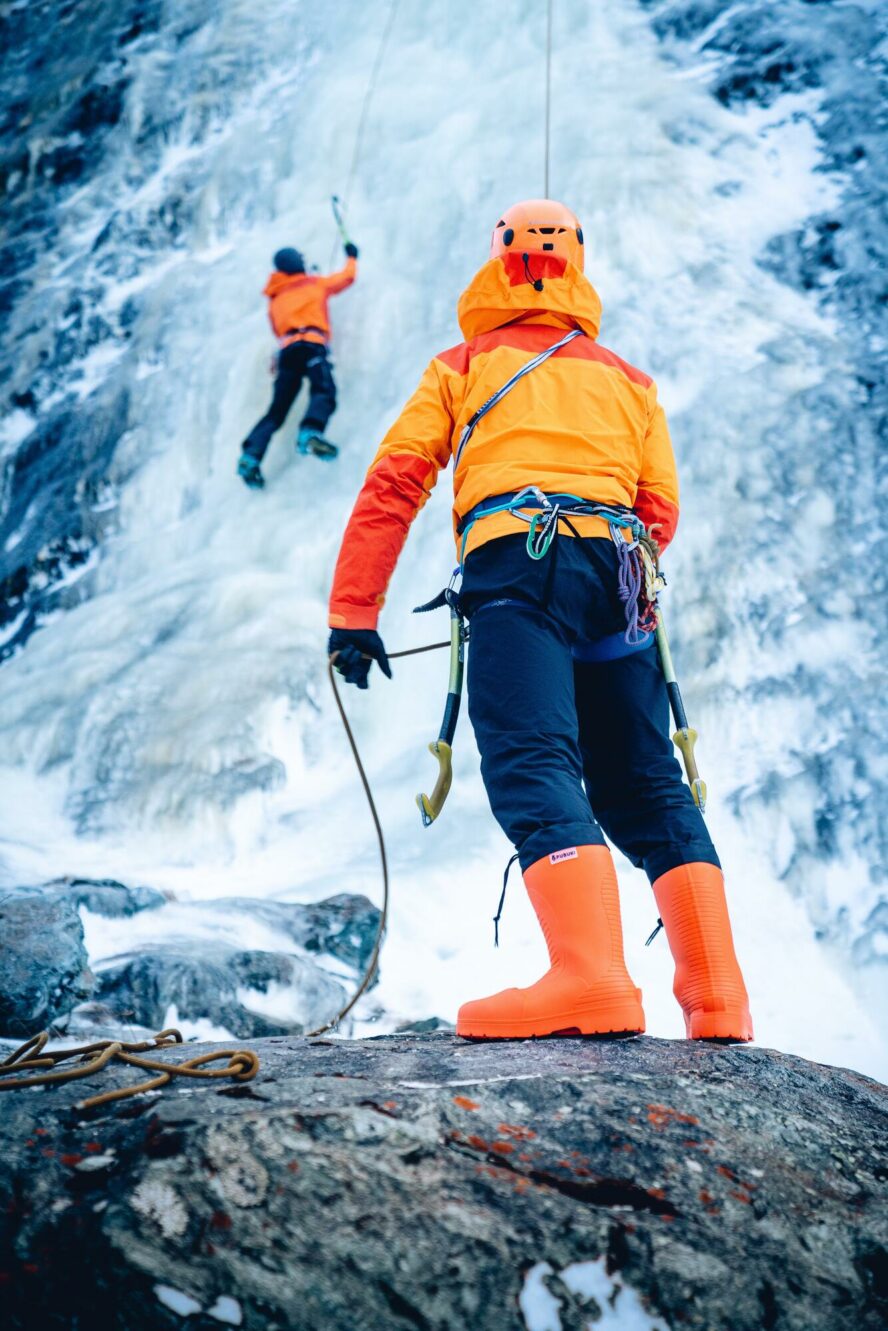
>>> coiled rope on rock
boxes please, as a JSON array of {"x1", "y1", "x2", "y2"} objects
[{"x1": 0, "y1": 1029, "x2": 258, "y2": 1109}]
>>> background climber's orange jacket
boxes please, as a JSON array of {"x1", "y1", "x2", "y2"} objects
[
  {"x1": 329, "y1": 250, "x2": 679, "y2": 630},
  {"x1": 264, "y1": 258, "x2": 357, "y2": 347}
]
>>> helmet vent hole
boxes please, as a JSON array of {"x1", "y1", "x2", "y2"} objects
[
  {"x1": 576, "y1": 227, "x2": 584, "y2": 245},
  {"x1": 538, "y1": 227, "x2": 556, "y2": 234},
  {"x1": 503, "y1": 227, "x2": 515, "y2": 246},
  {"x1": 542, "y1": 242, "x2": 554, "y2": 250}
]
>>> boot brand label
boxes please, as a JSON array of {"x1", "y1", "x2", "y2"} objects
[{"x1": 549, "y1": 848, "x2": 578, "y2": 864}]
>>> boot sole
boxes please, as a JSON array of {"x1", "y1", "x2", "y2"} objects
[
  {"x1": 688, "y1": 1010, "x2": 753, "y2": 1042},
  {"x1": 457, "y1": 1002, "x2": 645, "y2": 1041}
]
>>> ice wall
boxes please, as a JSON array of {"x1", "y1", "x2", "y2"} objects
[{"x1": 0, "y1": 0, "x2": 884, "y2": 1073}]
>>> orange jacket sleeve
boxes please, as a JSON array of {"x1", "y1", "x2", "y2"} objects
[
  {"x1": 322, "y1": 257, "x2": 358, "y2": 296},
  {"x1": 634, "y1": 382, "x2": 679, "y2": 551},
  {"x1": 328, "y1": 359, "x2": 456, "y2": 629}
]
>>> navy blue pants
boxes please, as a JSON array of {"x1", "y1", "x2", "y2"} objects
[
  {"x1": 242, "y1": 341, "x2": 337, "y2": 462},
  {"x1": 462, "y1": 533, "x2": 719, "y2": 880}
]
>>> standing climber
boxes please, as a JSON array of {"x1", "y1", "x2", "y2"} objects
[
  {"x1": 238, "y1": 241, "x2": 358, "y2": 489},
  {"x1": 326, "y1": 200, "x2": 753, "y2": 1044}
]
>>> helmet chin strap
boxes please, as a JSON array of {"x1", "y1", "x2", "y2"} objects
[{"x1": 522, "y1": 253, "x2": 545, "y2": 292}]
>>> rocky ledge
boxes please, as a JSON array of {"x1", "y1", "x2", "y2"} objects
[{"x1": 1, "y1": 1034, "x2": 886, "y2": 1330}]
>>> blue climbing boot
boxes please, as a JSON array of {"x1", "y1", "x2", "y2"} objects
[
  {"x1": 297, "y1": 427, "x2": 339, "y2": 460},
  {"x1": 237, "y1": 455, "x2": 265, "y2": 489}
]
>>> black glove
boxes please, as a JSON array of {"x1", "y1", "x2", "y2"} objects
[
  {"x1": 328, "y1": 628, "x2": 391, "y2": 690},
  {"x1": 344, "y1": 241, "x2": 359, "y2": 259}
]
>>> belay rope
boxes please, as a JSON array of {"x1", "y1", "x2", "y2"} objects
[
  {"x1": 316, "y1": 639, "x2": 449, "y2": 1036},
  {"x1": 327, "y1": 0, "x2": 401, "y2": 267}
]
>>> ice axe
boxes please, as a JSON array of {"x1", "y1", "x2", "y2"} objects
[
  {"x1": 412, "y1": 588, "x2": 467, "y2": 826},
  {"x1": 331, "y1": 194, "x2": 354, "y2": 249},
  {"x1": 655, "y1": 608, "x2": 706, "y2": 813}
]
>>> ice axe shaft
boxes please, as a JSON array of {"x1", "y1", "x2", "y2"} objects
[
  {"x1": 331, "y1": 194, "x2": 353, "y2": 247},
  {"x1": 416, "y1": 602, "x2": 466, "y2": 826},
  {"x1": 655, "y1": 611, "x2": 707, "y2": 813}
]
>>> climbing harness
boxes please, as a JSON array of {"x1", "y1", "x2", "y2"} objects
[
  {"x1": 412, "y1": 589, "x2": 468, "y2": 826},
  {"x1": 457, "y1": 486, "x2": 661, "y2": 647},
  {"x1": 0, "y1": 1029, "x2": 258, "y2": 1109}
]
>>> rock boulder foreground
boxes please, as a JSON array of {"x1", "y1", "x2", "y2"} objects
[{"x1": 1, "y1": 1033, "x2": 885, "y2": 1330}]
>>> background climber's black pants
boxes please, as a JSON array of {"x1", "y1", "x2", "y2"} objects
[
  {"x1": 462, "y1": 533, "x2": 719, "y2": 879},
  {"x1": 242, "y1": 340, "x2": 337, "y2": 462}
]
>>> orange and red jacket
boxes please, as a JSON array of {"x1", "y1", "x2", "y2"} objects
[
  {"x1": 264, "y1": 258, "x2": 357, "y2": 348},
  {"x1": 329, "y1": 251, "x2": 679, "y2": 630}
]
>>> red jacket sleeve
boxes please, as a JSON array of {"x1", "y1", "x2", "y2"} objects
[
  {"x1": 634, "y1": 381, "x2": 679, "y2": 551},
  {"x1": 328, "y1": 358, "x2": 456, "y2": 629}
]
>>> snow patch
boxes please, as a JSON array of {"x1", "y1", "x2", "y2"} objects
[
  {"x1": 207, "y1": 1296, "x2": 243, "y2": 1326},
  {"x1": 519, "y1": 1258, "x2": 670, "y2": 1331},
  {"x1": 154, "y1": 1284, "x2": 202, "y2": 1317}
]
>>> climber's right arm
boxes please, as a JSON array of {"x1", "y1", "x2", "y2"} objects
[{"x1": 327, "y1": 359, "x2": 456, "y2": 632}]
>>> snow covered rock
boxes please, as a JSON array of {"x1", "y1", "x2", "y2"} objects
[
  {"x1": 94, "y1": 942, "x2": 347, "y2": 1038},
  {"x1": 0, "y1": 1034, "x2": 884, "y2": 1330},
  {"x1": 210, "y1": 892, "x2": 382, "y2": 973},
  {"x1": 0, "y1": 889, "x2": 94, "y2": 1036},
  {"x1": 47, "y1": 876, "x2": 168, "y2": 918}
]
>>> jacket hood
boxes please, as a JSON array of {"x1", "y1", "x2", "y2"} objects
[
  {"x1": 457, "y1": 252, "x2": 602, "y2": 341},
  {"x1": 264, "y1": 271, "x2": 312, "y2": 297}
]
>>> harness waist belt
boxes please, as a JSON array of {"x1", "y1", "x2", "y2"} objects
[
  {"x1": 283, "y1": 325, "x2": 327, "y2": 340},
  {"x1": 456, "y1": 490, "x2": 635, "y2": 537}
]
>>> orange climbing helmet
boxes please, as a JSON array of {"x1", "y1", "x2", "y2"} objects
[{"x1": 490, "y1": 199, "x2": 585, "y2": 271}]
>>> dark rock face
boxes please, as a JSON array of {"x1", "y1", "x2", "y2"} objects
[
  {"x1": 94, "y1": 943, "x2": 347, "y2": 1037},
  {"x1": 0, "y1": 0, "x2": 161, "y2": 650},
  {"x1": 0, "y1": 890, "x2": 93, "y2": 1036},
  {"x1": 0, "y1": 1034, "x2": 884, "y2": 1330}
]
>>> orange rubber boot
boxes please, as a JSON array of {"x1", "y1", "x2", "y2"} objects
[
  {"x1": 457, "y1": 845, "x2": 645, "y2": 1039},
  {"x1": 652, "y1": 863, "x2": 753, "y2": 1042}
]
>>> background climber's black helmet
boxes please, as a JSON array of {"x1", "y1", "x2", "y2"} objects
[{"x1": 273, "y1": 247, "x2": 305, "y2": 274}]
